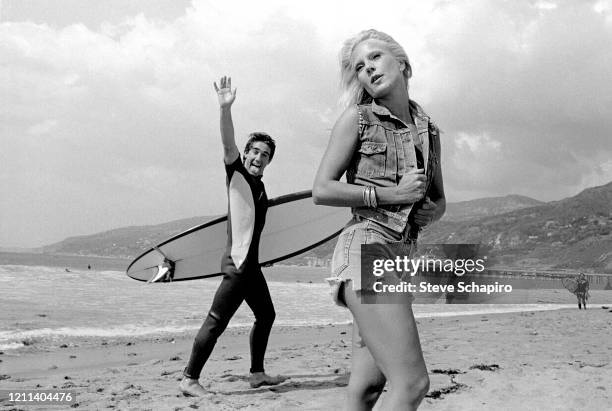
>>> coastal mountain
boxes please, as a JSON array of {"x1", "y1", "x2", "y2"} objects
[
  {"x1": 442, "y1": 195, "x2": 544, "y2": 222},
  {"x1": 420, "y1": 182, "x2": 612, "y2": 271},
  {"x1": 41, "y1": 216, "x2": 216, "y2": 258},
  {"x1": 37, "y1": 182, "x2": 612, "y2": 272}
]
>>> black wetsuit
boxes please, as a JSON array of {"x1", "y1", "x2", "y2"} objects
[{"x1": 184, "y1": 156, "x2": 275, "y2": 379}]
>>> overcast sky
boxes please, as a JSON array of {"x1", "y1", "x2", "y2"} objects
[{"x1": 1, "y1": 0, "x2": 611, "y2": 247}]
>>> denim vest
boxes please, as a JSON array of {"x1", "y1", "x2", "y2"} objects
[{"x1": 347, "y1": 100, "x2": 439, "y2": 235}]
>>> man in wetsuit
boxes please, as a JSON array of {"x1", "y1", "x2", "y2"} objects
[
  {"x1": 576, "y1": 273, "x2": 589, "y2": 310},
  {"x1": 180, "y1": 76, "x2": 286, "y2": 396}
]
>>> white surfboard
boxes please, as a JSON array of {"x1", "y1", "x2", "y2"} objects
[{"x1": 126, "y1": 190, "x2": 350, "y2": 282}]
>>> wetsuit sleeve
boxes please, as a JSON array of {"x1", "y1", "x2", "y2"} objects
[{"x1": 225, "y1": 155, "x2": 245, "y2": 182}]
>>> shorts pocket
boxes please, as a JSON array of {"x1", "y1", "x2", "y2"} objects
[{"x1": 330, "y1": 228, "x2": 357, "y2": 277}]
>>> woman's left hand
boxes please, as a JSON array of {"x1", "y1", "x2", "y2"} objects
[{"x1": 413, "y1": 197, "x2": 438, "y2": 227}]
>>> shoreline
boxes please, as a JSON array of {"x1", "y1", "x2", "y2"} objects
[
  {"x1": 0, "y1": 252, "x2": 132, "y2": 272},
  {"x1": 3, "y1": 251, "x2": 611, "y2": 275},
  {"x1": 6, "y1": 302, "x2": 611, "y2": 355},
  {"x1": 1, "y1": 308, "x2": 611, "y2": 410}
]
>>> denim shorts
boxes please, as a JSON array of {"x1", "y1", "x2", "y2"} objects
[{"x1": 326, "y1": 216, "x2": 416, "y2": 307}]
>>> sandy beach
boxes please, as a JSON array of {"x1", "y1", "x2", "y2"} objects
[{"x1": 2, "y1": 306, "x2": 611, "y2": 410}]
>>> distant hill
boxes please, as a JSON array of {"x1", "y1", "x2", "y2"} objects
[
  {"x1": 42, "y1": 216, "x2": 217, "y2": 258},
  {"x1": 420, "y1": 182, "x2": 612, "y2": 271},
  {"x1": 38, "y1": 182, "x2": 612, "y2": 272},
  {"x1": 442, "y1": 195, "x2": 544, "y2": 222}
]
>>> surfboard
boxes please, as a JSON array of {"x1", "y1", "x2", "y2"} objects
[
  {"x1": 562, "y1": 276, "x2": 590, "y2": 300},
  {"x1": 126, "y1": 190, "x2": 350, "y2": 282},
  {"x1": 562, "y1": 277, "x2": 578, "y2": 294}
]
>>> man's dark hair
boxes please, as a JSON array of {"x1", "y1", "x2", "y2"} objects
[{"x1": 244, "y1": 132, "x2": 276, "y2": 161}]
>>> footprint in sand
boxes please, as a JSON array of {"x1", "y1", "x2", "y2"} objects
[
  {"x1": 469, "y1": 364, "x2": 500, "y2": 371},
  {"x1": 431, "y1": 368, "x2": 464, "y2": 375}
]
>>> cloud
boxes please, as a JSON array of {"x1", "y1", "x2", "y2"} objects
[
  {"x1": 534, "y1": 1, "x2": 558, "y2": 10},
  {"x1": 27, "y1": 119, "x2": 58, "y2": 135},
  {"x1": 0, "y1": 2, "x2": 340, "y2": 245},
  {"x1": 419, "y1": 0, "x2": 612, "y2": 200},
  {"x1": 455, "y1": 132, "x2": 501, "y2": 153},
  {"x1": 1, "y1": 0, "x2": 611, "y2": 246}
]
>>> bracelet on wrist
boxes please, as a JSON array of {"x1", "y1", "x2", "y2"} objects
[{"x1": 362, "y1": 186, "x2": 378, "y2": 208}]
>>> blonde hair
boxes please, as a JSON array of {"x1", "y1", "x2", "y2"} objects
[{"x1": 339, "y1": 29, "x2": 411, "y2": 108}]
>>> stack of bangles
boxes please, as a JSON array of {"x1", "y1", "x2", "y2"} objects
[{"x1": 362, "y1": 185, "x2": 378, "y2": 208}]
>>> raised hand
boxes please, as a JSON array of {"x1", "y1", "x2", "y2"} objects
[
  {"x1": 395, "y1": 168, "x2": 426, "y2": 204},
  {"x1": 213, "y1": 76, "x2": 236, "y2": 108}
]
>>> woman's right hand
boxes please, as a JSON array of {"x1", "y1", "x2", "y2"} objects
[
  {"x1": 213, "y1": 76, "x2": 236, "y2": 108},
  {"x1": 395, "y1": 168, "x2": 426, "y2": 204}
]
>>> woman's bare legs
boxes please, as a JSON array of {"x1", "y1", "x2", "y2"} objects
[
  {"x1": 345, "y1": 321, "x2": 387, "y2": 410},
  {"x1": 343, "y1": 286, "x2": 429, "y2": 411}
]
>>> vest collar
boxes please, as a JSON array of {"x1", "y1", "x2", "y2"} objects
[{"x1": 370, "y1": 99, "x2": 430, "y2": 129}]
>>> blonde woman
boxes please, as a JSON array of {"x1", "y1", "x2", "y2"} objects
[{"x1": 313, "y1": 30, "x2": 445, "y2": 410}]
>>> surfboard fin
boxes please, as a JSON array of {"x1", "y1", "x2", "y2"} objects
[{"x1": 149, "y1": 259, "x2": 175, "y2": 283}]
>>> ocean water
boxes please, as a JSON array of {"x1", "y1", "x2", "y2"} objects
[{"x1": 0, "y1": 265, "x2": 599, "y2": 351}]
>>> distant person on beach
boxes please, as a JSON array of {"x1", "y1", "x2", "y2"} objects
[
  {"x1": 576, "y1": 273, "x2": 589, "y2": 309},
  {"x1": 313, "y1": 30, "x2": 445, "y2": 410},
  {"x1": 180, "y1": 76, "x2": 286, "y2": 396}
]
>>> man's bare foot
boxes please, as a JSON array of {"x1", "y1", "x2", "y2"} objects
[
  {"x1": 179, "y1": 377, "x2": 207, "y2": 397},
  {"x1": 249, "y1": 372, "x2": 288, "y2": 388}
]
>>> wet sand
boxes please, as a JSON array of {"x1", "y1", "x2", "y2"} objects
[{"x1": 2, "y1": 306, "x2": 611, "y2": 410}]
